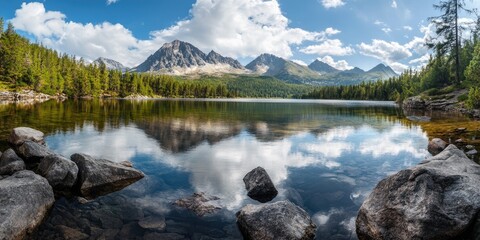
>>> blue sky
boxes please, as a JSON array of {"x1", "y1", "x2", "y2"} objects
[{"x1": 0, "y1": 0, "x2": 478, "y2": 72}]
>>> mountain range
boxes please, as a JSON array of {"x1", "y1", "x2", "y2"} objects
[{"x1": 96, "y1": 40, "x2": 398, "y2": 86}]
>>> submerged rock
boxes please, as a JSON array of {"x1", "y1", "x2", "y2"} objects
[
  {"x1": 38, "y1": 154, "x2": 79, "y2": 191},
  {"x1": 356, "y1": 145, "x2": 480, "y2": 240},
  {"x1": 15, "y1": 140, "x2": 54, "y2": 163},
  {"x1": 236, "y1": 200, "x2": 316, "y2": 240},
  {"x1": 138, "y1": 216, "x2": 166, "y2": 231},
  {"x1": 71, "y1": 153, "x2": 144, "y2": 199},
  {"x1": 0, "y1": 148, "x2": 25, "y2": 175},
  {"x1": 173, "y1": 192, "x2": 221, "y2": 216},
  {"x1": 427, "y1": 138, "x2": 448, "y2": 156},
  {"x1": 243, "y1": 167, "x2": 278, "y2": 203},
  {"x1": 8, "y1": 127, "x2": 45, "y2": 146},
  {"x1": 0, "y1": 170, "x2": 55, "y2": 240}
]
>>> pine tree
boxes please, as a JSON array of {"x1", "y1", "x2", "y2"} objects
[{"x1": 428, "y1": 0, "x2": 472, "y2": 84}]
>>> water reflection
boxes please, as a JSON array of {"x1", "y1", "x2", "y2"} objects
[{"x1": 0, "y1": 99, "x2": 431, "y2": 239}]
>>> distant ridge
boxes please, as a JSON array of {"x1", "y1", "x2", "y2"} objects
[{"x1": 93, "y1": 57, "x2": 128, "y2": 72}]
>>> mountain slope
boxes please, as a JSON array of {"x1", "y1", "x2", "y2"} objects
[
  {"x1": 245, "y1": 54, "x2": 321, "y2": 84},
  {"x1": 93, "y1": 57, "x2": 128, "y2": 72},
  {"x1": 366, "y1": 64, "x2": 398, "y2": 79},
  {"x1": 308, "y1": 60, "x2": 339, "y2": 74},
  {"x1": 134, "y1": 40, "x2": 246, "y2": 74}
]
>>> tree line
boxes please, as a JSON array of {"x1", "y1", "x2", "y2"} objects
[
  {"x1": 303, "y1": 0, "x2": 480, "y2": 109},
  {"x1": 0, "y1": 19, "x2": 232, "y2": 98}
]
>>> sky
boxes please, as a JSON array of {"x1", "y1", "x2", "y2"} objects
[{"x1": 0, "y1": 0, "x2": 479, "y2": 73}]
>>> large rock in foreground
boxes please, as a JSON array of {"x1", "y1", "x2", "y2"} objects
[
  {"x1": 71, "y1": 153, "x2": 145, "y2": 199},
  {"x1": 243, "y1": 167, "x2": 278, "y2": 203},
  {"x1": 0, "y1": 170, "x2": 55, "y2": 240},
  {"x1": 8, "y1": 127, "x2": 45, "y2": 146},
  {"x1": 15, "y1": 141, "x2": 54, "y2": 163},
  {"x1": 0, "y1": 149, "x2": 25, "y2": 175},
  {"x1": 38, "y1": 154, "x2": 78, "y2": 191},
  {"x1": 236, "y1": 200, "x2": 316, "y2": 240},
  {"x1": 356, "y1": 145, "x2": 480, "y2": 240}
]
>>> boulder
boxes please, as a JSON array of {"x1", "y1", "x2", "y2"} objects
[
  {"x1": 173, "y1": 192, "x2": 221, "y2": 216},
  {"x1": 356, "y1": 145, "x2": 480, "y2": 240},
  {"x1": 427, "y1": 138, "x2": 448, "y2": 156},
  {"x1": 38, "y1": 154, "x2": 79, "y2": 190},
  {"x1": 243, "y1": 167, "x2": 278, "y2": 203},
  {"x1": 0, "y1": 149, "x2": 25, "y2": 175},
  {"x1": 138, "y1": 216, "x2": 166, "y2": 231},
  {"x1": 8, "y1": 127, "x2": 45, "y2": 146},
  {"x1": 70, "y1": 153, "x2": 144, "y2": 199},
  {"x1": 0, "y1": 170, "x2": 55, "y2": 240},
  {"x1": 236, "y1": 200, "x2": 316, "y2": 240},
  {"x1": 15, "y1": 140, "x2": 54, "y2": 163}
]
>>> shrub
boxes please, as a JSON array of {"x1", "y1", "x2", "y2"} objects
[{"x1": 466, "y1": 87, "x2": 480, "y2": 109}]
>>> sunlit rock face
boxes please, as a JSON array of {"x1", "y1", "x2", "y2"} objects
[
  {"x1": 71, "y1": 153, "x2": 145, "y2": 199},
  {"x1": 0, "y1": 171, "x2": 55, "y2": 240},
  {"x1": 357, "y1": 145, "x2": 480, "y2": 240}
]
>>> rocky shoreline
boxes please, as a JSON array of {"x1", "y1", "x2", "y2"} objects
[
  {"x1": 0, "y1": 90, "x2": 67, "y2": 105},
  {"x1": 0, "y1": 127, "x2": 145, "y2": 240},
  {"x1": 402, "y1": 91, "x2": 480, "y2": 119}
]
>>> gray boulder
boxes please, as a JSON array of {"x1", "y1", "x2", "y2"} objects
[
  {"x1": 71, "y1": 153, "x2": 144, "y2": 199},
  {"x1": 38, "y1": 154, "x2": 79, "y2": 190},
  {"x1": 243, "y1": 167, "x2": 278, "y2": 203},
  {"x1": 356, "y1": 145, "x2": 480, "y2": 240},
  {"x1": 427, "y1": 138, "x2": 448, "y2": 156},
  {"x1": 0, "y1": 170, "x2": 55, "y2": 240},
  {"x1": 16, "y1": 140, "x2": 54, "y2": 162},
  {"x1": 0, "y1": 149, "x2": 25, "y2": 175},
  {"x1": 236, "y1": 200, "x2": 316, "y2": 240},
  {"x1": 8, "y1": 127, "x2": 45, "y2": 146}
]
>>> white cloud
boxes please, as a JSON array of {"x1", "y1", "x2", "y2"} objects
[
  {"x1": 10, "y1": 2, "x2": 152, "y2": 67},
  {"x1": 106, "y1": 0, "x2": 119, "y2": 5},
  {"x1": 319, "y1": 56, "x2": 353, "y2": 70},
  {"x1": 391, "y1": 0, "x2": 397, "y2": 8},
  {"x1": 382, "y1": 28, "x2": 392, "y2": 34},
  {"x1": 403, "y1": 25, "x2": 413, "y2": 31},
  {"x1": 408, "y1": 53, "x2": 430, "y2": 69},
  {"x1": 11, "y1": 1, "x2": 323, "y2": 66},
  {"x1": 325, "y1": 27, "x2": 341, "y2": 35},
  {"x1": 150, "y1": 0, "x2": 321, "y2": 59},
  {"x1": 301, "y1": 39, "x2": 355, "y2": 56},
  {"x1": 321, "y1": 0, "x2": 345, "y2": 9},
  {"x1": 374, "y1": 20, "x2": 386, "y2": 26},
  {"x1": 358, "y1": 39, "x2": 412, "y2": 72},
  {"x1": 292, "y1": 59, "x2": 308, "y2": 66}
]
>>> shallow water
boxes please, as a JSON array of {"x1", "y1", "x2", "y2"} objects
[{"x1": 0, "y1": 99, "x2": 473, "y2": 239}]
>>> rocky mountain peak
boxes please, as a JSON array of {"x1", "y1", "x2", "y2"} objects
[{"x1": 92, "y1": 57, "x2": 127, "y2": 72}]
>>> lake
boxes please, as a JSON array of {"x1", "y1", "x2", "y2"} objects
[{"x1": 0, "y1": 99, "x2": 476, "y2": 239}]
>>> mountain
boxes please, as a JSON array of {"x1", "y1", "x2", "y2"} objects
[
  {"x1": 93, "y1": 57, "x2": 128, "y2": 72},
  {"x1": 342, "y1": 67, "x2": 365, "y2": 75},
  {"x1": 308, "y1": 60, "x2": 339, "y2": 74},
  {"x1": 245, "y1": 54, "x2": 321, "y2": 84},
  {"x1": 205, "y1": 50, "x2": 244, "y2": 69},
  {"x1": 367, "y1": 64, "x2": 397, "y2": 79},
  {"x1": 134, "y1": 40, "x2": 245, "y2": 74}
]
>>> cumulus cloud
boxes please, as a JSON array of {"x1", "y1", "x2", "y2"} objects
[
  {"x1": 358, "y1": 39, "x2": 412, "y2": 72},
  {"x1": 300, "y1": 39, "x2": 355, "y2": 56},
  {"x1": 319, "y1": 56, "x2": 353, "y2": 70},
  {"x1": 106, "y1": 0, "x2": 119, "y2": 5},
  {"x1": 10, "y1": 2, "x2": 153, "y2": 67},
  {"x1": 150, "y1": 0, "x2": 321, "y2": 59},
  {"x1": 10, "y1": 1, "x2": 323, "y2": 66},
  {"x1": 403, "y1": 25, "x2": 413, "y2": 31},
  {"x1": 321, "y1": 0, "x2": 346, "y2": 9}
]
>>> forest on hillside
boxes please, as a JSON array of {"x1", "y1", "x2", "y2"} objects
[{"x1": 303, "y1": 0, "x2": 480, "y2": 109}]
